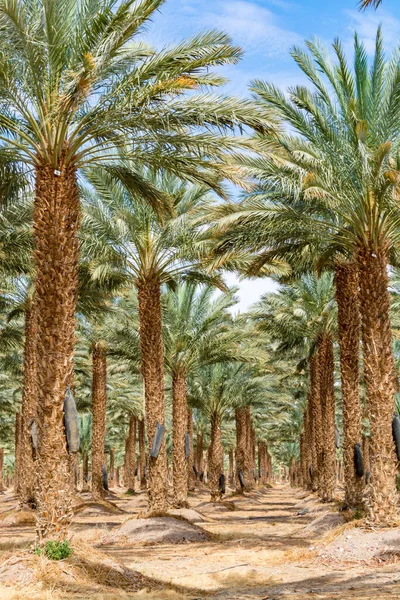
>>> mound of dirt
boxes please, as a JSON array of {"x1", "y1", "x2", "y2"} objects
[
  {"x1": 320, "y1": 527, "x2": 400, "y2": 563},
  {"x1": 0, "y1": 542, "x2": 152, "y2": 595},
  {"x1": 102, "y1": 517, "x2": 209, "y2": 545},
  {"x1": 167, "y1": 508, "x2": 208, "y2": 523},
  {"x1": 0, "y1": 509, "x2": 36, "y2": 526},
  {"x1": 196, "y1": 501, "x2": 236, "y2": 514},
  {"x1": 301, "y1": 512, "x2": 345, "y2": 537},
  {"x1": 0, "y1": 555, "x2": 35, "y2": 585}
]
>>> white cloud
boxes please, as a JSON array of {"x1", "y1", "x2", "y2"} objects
[
  {"x1": 198, "y1": 0, "x2": 302, "y2": 58},
  {"x1": 345, "y1": 8, "x2": 400, "y2": 54}
]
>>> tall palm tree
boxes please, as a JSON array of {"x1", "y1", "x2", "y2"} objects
[
  {"x1": 0, "y1": 0, "x2": 266, "y2": 537},
  {"x1": 252, "y1": 274, "x2": 337, "y2": 501},
  {"x1": 163, "y1": 283, "x2": 240, "y2": 506},
  {"x1": 84, "y1": 174, "x2": 229, "y2": 512},
  {"x1": 189, "y1": 362, "x2": 266, "y2": 501}
]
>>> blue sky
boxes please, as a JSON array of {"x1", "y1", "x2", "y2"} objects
[{"x1": 145, "y1": 0, "x2": 400, "y2": 311}]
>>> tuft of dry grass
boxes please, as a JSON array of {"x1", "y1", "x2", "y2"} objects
[{"x1": 322, "y1": 519, "x2": 361, "y2": 545}]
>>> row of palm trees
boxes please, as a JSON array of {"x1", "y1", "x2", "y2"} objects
[
  {"x1": 208, "y1": 28, "x2": 400, "y2": 523},
  {"x1": 0, "y1": 0, "x2": 398, "y2": 539}
]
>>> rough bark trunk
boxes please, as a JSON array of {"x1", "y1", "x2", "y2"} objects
[
  {"x1": 245, "y1": 407, "x2": 255, "y2": 489},
  {"x1": 109, "y1": 448, "x2": 115, "y2": 486},
  {"x1": 235, "y1": 407, "x2": 250, "y2": 493},
  {"x1": 14, "y1": 412, "x2": 22, "y2": 494},
  {"x1": 229, "y1": 449, "x2": 234, "y2": 485},
  {"x1": 0, "y1": 448, "x2": 4, "y2": 492},
  {"x1": 127, "y1": 415, "x2": 137, "y2": 493},
  {"x1": 187, "y1": 408, "x2": 196, "y2": 492},
  {"x1": 137, "y1": 281, "x2": 168, "y2": 513},
  {"x1": 196, "y1": 432, "x2": 204, "y2": 479},
  {"x1": 319, "y1": 335, "x2": 336, "y2": 502},
  {"x1": 34, "y1": 161, "x2": 79, "y2": 540},
  {"x1": 309, "y1": 352, "x2": 322, "y2": 492},
  {"x1": 209, "y1": 411, "x2": 224, "y2": 501},
  {"x1": 82, "y1": 452, "x2": 89, "y2": 492},
  {"x1": 91, "y1": 341, "x2": 107, "y2": 500},
  {"x1": 20, "y1": 304, "x2": 38, "y2": 506},
  {"x1": 335, "y1": 262, "x2": 364, "y2": 507},
  {"x1": 138, "y1": 418, "x2": 147, "y2": 490},
  {"x1": 116, "y1": 466, "x2": 120, "y2": 487},
  {"x1": 357, "y1": 246, "x2": 399, "y2": 523},
  {"x1": 172, "y1": 370, "x2": 188, "y2": 507}
]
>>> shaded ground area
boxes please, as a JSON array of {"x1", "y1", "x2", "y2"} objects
[{"x1": 1, "y1": 485, "x2": 400, "y2": 598}]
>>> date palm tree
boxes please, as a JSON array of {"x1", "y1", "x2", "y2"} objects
[
  {"x1": 0, "y1": 0, "x2": 266, "y2": 537},
  {"x1": 189, "y1": 362, "x2": 267, "y2": 501},
  {"x1": 252, "y1": 274, "x2": 337, "y2": 501},
  {"x1": 83, "y1": 172, "x2": 231, "y2": 513},
  {"x1": 163, "y1": 283, "x2": 241, "y2": 506}
]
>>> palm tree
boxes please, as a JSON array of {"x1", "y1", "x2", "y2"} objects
[
  {"x1": 210, "y1": 30, "x2": 400, "y2": 521},
  {"x1": 0, "y1": 0, "x2": 266, "y2": 537},
  {"x1": 83, "y1": 172, "x2": 235, "y2": 513},
  {"x1": 252, "y1": 274, "x2": 337, "y2": 501},
  {"x1": 78, "y1": 414, "x2": 92, "y2": 492},
  {"x1": 163, "y1": 283, "x2": 240, "y2": 506},
  {"x1": 190, "y1": 362, "x2": 266, "y2": 501}
]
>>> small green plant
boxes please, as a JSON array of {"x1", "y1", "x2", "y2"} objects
[{"x1": 35, "y1": 540, "x2": 73, "y2": 561}]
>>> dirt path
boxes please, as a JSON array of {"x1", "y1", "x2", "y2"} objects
[
  {"x1": 1, "y1": 485, "x2": 400, "y2": 598},
  {"x1": 103, "y1": 485, "x2": 400, "y2": 599}
]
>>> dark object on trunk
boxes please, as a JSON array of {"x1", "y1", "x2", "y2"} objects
[
  {"x1": 184, "y1": 433, "x2": 190, "y2": 458},
  {"x1": 335, "y1": 426, "x2": 340, "y2": 449},
  {"x1": 238, "y1": 469, "x2": 245, "y2": 488},
  {"x1": 150, "y1": 422, "x2": 165, "y2": 458},
  {"x1": 102, "y1": 465, "x2": 109, "y2": 491},
  {"x1": 29, "y1": 419, "x2": 38, "y2": 450},
  {"x1": 365, "y1": 470, "x2": 370, "y2": 484},
  {"x1": 64, "y1": 387, "x2": 80, "y2": 453},
  {"x1": 392, "y1": 414, "x2": 400, "y2": 460},
  {"x1": 200, "y1": 470, "x2": 204, "y2": 482},
  {"x1": 309, "y1": 464, "x2": 313, "y2": 481},
  {"x1": 134, "y1": 466, "x2": 138, "y2": 477},
  {"x1": 354, "y1": 443, "x2": 364, "y2": 477},
  {"x1": 193, "y1": 465, "x2": 198, "y2": 477},
  {"x1": 219, "y1": 473, "x2": 226, "y2": 494}
]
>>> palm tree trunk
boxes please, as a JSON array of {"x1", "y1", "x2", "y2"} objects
[
  {"x1": 14, "y1": 412, "x2": 22, "y2": 494},
  {"x1": 137, "y1": 280, "x2": 168, "y2": 513},
  {"x1": 187, "y1": 408, "x2": 196, "y2": 492},
  {"x1": 235, "y1": 406, "x2": 248, "y2": 493},
  {"x1": 196, "y1": 432, "x2": 204, "y2": 479},
  {"x1": 20, "y1": 303, "x2": 38, "y2": 507},
  {"x1": 319, "y1": 335, "x2": 336, "y2": 501},
  {"x1": 0, "y1": 448, "x2": 4, "y2": 492},
  {"x1": 172, "y1": 369, "x2": 188, "y2": 507},
  {"x1": 310, "y1": 352, "x2": 322, "y2": 492},
  {"x1": 127, "y1": 415, "x2": 137, "y2": 493},
  {"x1": 109, "y1": 448, "x2": 115, "y2": 486},
  {"x1": 138, "y1": 418, "x2": 147, "y2": 490},
  {"x1": 245, "y1": 407, "x2": 255, "y2": 489},
  {"x1": 335, "y1": 262, "x2": 364, "y2": 507},
  {"x1": 357, "y1": 246, "x2": 399, "y2": 523},
  {"x1": 229, "y1": 449, "x2": 234, "y2": 485},
  {"x1": 82, "y1": 452, "x2": 89, "y2": 492},
  {"x1": 91, "y1": 341, "x2": 107, "y2": 500},
  {"x1": 209, "y1": 411, "x2": 223, "y2": 501},
  {"x1": 34, "y1": 161, "x2": 80, "y2": 539}
]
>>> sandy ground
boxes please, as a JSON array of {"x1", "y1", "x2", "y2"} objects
[{"x1": 1, "y1": 484, "x2": 400, "y2": 599}]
